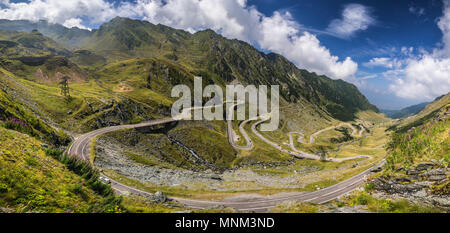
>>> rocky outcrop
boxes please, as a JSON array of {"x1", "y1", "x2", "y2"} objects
[
  {"x1": 0, "y1": 207, "x2": 15, "y2": 213},
  {"x1": 327, "y1": 205, "x2": 371, "y2": 213},
  {"x1": 139, "y1": 191, "x2": 168, "y2": 203},
  {"x1": 371, "y1": 163, "x2": 449, "y2": 210}
]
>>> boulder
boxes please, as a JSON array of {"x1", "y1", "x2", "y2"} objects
[
  {"x1": 0, "y1": 207, "x2": 15, "y2": 213},
  {"x1": 153, "y1": 191, "x2": 167, "y2": 203},
  {"x1": 210, "y1": 175, "x2": 222, "y2": 181},
  {"x1": 393, "y1": 177, "x2": 411, "y2": 183},
  {"x1": 416, "y1": 162, "x2": 435, "y2": 171},
  {"x1": 406, "y1": 169, "x2": 420, "y2": 175},
  {"x1": 428, "y1": 175, "x2": 447, "y2": 182}
]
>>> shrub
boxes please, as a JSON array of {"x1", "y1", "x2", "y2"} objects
[
  {"x1": 0, "y1": 183, "x2": 9, "y2": 193},
  {"x1": 44, "y1": 148, "x2": 126, "y2": 212},
  {"x1": 352, "y1": 192, "x2": 372, "y2": 205},
  {"x1": 0, "y1": 117, "x2": 32, "y2": 135},
  {"x1": 364, "y1": 182, "x2": 375, "y2": 192}
]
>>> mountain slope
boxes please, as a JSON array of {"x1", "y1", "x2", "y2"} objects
[
  {"x1": 382, "y1": 102, "x2": 429, "y2": 119},
  {"x1": 83, "y1": 17, "x2": 378, "y2": 121},
  {"x1": 361, "y1": 95, "x2": 450, "y2": 211},
  {"x1": 389, "y1": 93, "x2": 450, "y2": 132},
  {"x1": 0, "y1": 17, "x2": 378, "y2": 121},
  {"x1": 0, "y1": 126, "x2": 122, "y2": 213},
  {"x1": 0, "y1": 19, "x2": 92, "y2": 48}
]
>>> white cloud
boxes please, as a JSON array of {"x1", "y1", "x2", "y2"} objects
[
  {"x1": 364, "y1": 57, "x2": 399, "y2": 69},
  {"x1": 0, "y1": 0, "x2": 117, "y2": 25},
  {"x1": 257, "y1": 12, "x2": 358, "y2": 79},
  {"x1": 63, "y1": 18, "x2": 91, "y2": 30},
  {"x1": 437, "y1": 0, "x2": 450, "y2": 56},
  {"x1": 0, "y1": 0, "x2": 358, "y2": 80},
  {"x1": 387, "y1": 0, "x2": 450, "y2": 100},
  {"x1": 409, "y1": 6, "x2": 425, "y2": 16},
  {"x1": 401, "y1": 46, "x2": 415, "y2": 56},
  {"x1": 326, "y1": 4, "x2": 375, "y2": 38},
  {"x1": 389, "y1": 56, "x2": 450, "y2": 99}
]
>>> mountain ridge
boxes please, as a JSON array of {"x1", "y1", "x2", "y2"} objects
[
  {"x1": 84, "y1": 17, "x2": 378, "y2": 120},
  {"x1": 381, "y1": 102, "x2": 429, "y2": 119},
  {"x1": 0, "y1": 17, "x2": 379, "y2": 122}
]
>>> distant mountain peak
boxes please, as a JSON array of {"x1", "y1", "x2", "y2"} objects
[{"x1": 0, "y1": 17, "x2": 379, "y2": 121}]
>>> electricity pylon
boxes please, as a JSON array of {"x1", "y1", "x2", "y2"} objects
[{"x1": 59, "y1": 76, "x2": 71, "y2": 97}]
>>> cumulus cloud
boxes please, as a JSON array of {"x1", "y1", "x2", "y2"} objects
[
  {"x1": 389, "y1": 56, "x2": 450, "y2": 99},
  {"x1": 364, "y1": 57, "x2": 402, "y2": 69},
  {"x1": 0, "y1": 0, "x2": 117, "y2": 25},
  {"x1": 63, "y1": 18, "x2": 91, "y2": 30},
  {"x1": 326, "y1": 4, "x2": 375, "y2": 38},
  {"x1": 0, "y1": 0, "x2": 358, "y2": 80},
  {"x1": 257, "y1": 12, "x2": 358, "y2": 79},
  {"x1": 387, "y1": 0, "x2": 450, "y2": 100},
  {"x1": 437, "y1": 0, "x2": 450, "y2": 56}
]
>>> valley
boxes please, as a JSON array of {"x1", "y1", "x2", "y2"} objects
[{"x1": 0, "y1": 17, "x2": 448, "y2": 213}]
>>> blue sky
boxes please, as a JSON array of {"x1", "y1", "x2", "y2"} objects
[
  {"x1": 249, "y1": 0, "x2": 447, "y2": 109},
  {"x1": 1, "y1": 0, "x2": 449, "y2": 110}
]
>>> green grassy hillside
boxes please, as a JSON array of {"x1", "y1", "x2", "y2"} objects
[
  {"x1": 385, "y1": 104, "x2": 449, "y2": 170},
  {"x1": 381, "y1": 102, "x2": 429, "y2": 119},
  {"x1": 0, "y1": 70, "x2": 70, "y2": 145},
  {"x1": 391, "y1": 93, "x2": 450, "y2": 131},
  {"x1": 0, "y1": 126, "x2": 122, "y2": 213},
  {"x1": 0, "y1": 18, "x2": 396, "y2": 213},
  {"x1": 82, "y1": 17, "x2": 378, "y2": 121}
]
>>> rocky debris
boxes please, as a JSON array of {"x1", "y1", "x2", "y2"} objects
[
  {"x1": 79, "y1": 97, "x2": 166, "y2": 131},
  {"x1": 230, "y1": 160, "x2": 298, "y2": 171},
  {"x1": 406, "y1": 169, "x2": 420, "y2": 175},
  {"x1": 138, "y1": 190, "x2": 168, "y2": 203},
  {"x1": 372, "y1": 164, "x2": 449, "y2": 210},
  {"x1": 152, "y1": 191, "x2": 167, "y2": 203},
  {"x1": 94, "y1": 136, "x2": 315, "y2": 191},
  {"x1": 433, "y1": 105, "x2": 450, "y2": 123},
  {"x1": 0, "y1": 207, "x2": 15, "y2": 213},
  {"x1": 373, "y1": 177, "x2": 423, "y2": 193},
  {"x1": 415, "y1": 162, "x2": 435, "y2": 172},
  {"x1": 210, "y1": 175, "x2": 222, "y2": 181},
  {"x1": 327, "y1": 205, "x2": 371, "y2": 213}
]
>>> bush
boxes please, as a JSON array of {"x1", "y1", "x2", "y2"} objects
[
  {"x1": 352, "y1": 192, "x2": 372, "y2": 205},
  {"x1": 0, "y1": 183, "x2": 9, "y2": 193},
  {"x1": 364, "y1": 182, "x2": 375, "y2": 192},
  {"x1": 44, "y1": 148, "x2": 126, "y2": 212}
]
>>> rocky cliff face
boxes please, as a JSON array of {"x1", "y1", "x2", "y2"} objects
[
  {"x1": 371, "y1": 163, "x2": 449, "y2": 210},
  {"x1": 370, "y1": 102, "x2": 450, "y2": 211}
]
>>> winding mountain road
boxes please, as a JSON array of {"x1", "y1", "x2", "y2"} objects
[
  {"x1": 67, "y1": 104, "x2": 382, "y2": 212},
  {"x1": 284, "y1": 122, "x2": 370, "y2": 162},
  {"x1": 227, "y1": 103, "x2": 254, "y2": 150},
  {"x1": 238, "y1": 115, "x2": 371, "y2": 162}
]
